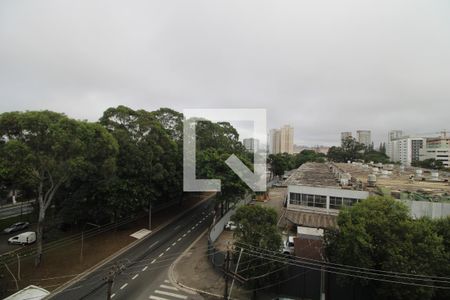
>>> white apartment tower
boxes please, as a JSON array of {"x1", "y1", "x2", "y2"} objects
[
  {"x1": 270, "y1": 125, "x2": 294, "y2": 154},
  {"x1": 356, "y1": 130, "x2": 372, "y2": 147}
]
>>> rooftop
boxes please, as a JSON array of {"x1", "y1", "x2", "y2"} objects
[
  {"x1": 284, "y1": 162, "x2": 450, "y2": 201},
  {"x1": 284, "y1": 162, "x2": 340, "y2": 188}
]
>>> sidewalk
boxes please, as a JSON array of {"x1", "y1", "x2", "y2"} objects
[{"x1": 171, "y1": 231, "x2": 251, "y2": 300}]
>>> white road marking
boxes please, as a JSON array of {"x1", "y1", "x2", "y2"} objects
[
  {"x1": 148, "y1": 241, "x2": 159, "y2": 249},
  {"x1": 120, "y1": 283, "x2": 128, "y2": 290},
  {"x1": 159, "y1": 253, "x2": 164, "y2": 258},
  {"x1": 111, "y1": 293, "x2": 116, "y2": 298},
  {"x1": 174, "y1": 225, "x2": 181, "y2": 230},
  {"x1": 155, "y1": 290, "x2": 187, "y2": 299},
  {"x1": 164, "y1": 280, "x2": 170, "y2": 283},
  {"x1": 166, "y1": 247, "x2": 171, "y2": 251},
  {"x1": 151, "y1": 259, "x2": 156, "y2": 264},
  {"x1": 182, "y1": 234, "x2": 186, "y2": 237},
  {"x1": 142, "y1": 266, "x2": 148, "y2": 271},
  {"x1": 132, "y1": 274, "x2": 139, "y2": 280},
  {"x1": 191, "y1": 226, "x2": 195, "y2": 230},
  {"x1": 177, "y1": 238, "x2": 182, "y2": 241},
  {"x1": 172, "y1": 242, "x2": 176, "y2": 246},
  {"x1": 187, "y1": 230, "x2": 191, "y2": 233},
  {"x1": 149, "y1": 296, "x2": 169, "y2": 300},
  {"x1": 160, "y1": 284, "x2": 178, "y2": 291}
]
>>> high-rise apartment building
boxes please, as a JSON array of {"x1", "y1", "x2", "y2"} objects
[
  {"x1": 419, "y1": 132, "x2": 450, "y2": 168},
  {"x1": 387, "y1": 136, "x2": 424, "y2": 166},
  {"x1": 269, "y1": 125, "x2": 294, "y2": 154},
  {"x1": 356, "y1": 130, "x2": 372, "y2": 147},
  {"x1": 387, "y1": 130, "x2": 404, "y2": 159}
]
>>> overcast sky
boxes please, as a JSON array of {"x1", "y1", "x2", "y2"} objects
[{"x1": 1, "y1": 0, "x2": 449, "y2": 146}]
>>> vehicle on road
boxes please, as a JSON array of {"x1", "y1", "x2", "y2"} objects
[
  {"x1": 8, "y1": 231, "x2": 36, "y2": 245},
  {"x1": 3, "y1": 221, "x2": 30, "y2": 234},
  {"x1": 282, "y1": 236, "x2": 295, "y2": 255},
  {"x1": 224, "y1": 221, "x2": 237, "y2": 230}
]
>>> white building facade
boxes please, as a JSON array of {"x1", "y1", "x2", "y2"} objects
[{"x1": 387, "y1": 136, "x2": 424, "y2": 166}]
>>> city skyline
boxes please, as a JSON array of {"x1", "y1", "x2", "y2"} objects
[{"x1": 1, "y1": 1, "x2": 450, "y2": 146}]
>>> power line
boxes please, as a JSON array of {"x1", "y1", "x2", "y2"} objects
[
  {"x1": 237, "y1": 246, "x2": 450, "y2": 290},
  {"x1": 235, "y1": 241, "x2": 450, "y2": 282}
]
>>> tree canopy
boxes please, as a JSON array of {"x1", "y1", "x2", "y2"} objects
[
  {"x1": 0, "y1": 110, "x2": 118, "y2": 265},
  {"x1": 324, "y1": 196, "x2": 449, "y2": 300}
]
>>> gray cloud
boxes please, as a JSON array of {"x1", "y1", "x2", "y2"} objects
[{"x1": 1, "y1": 0, "x2": 449, "y2": 146}]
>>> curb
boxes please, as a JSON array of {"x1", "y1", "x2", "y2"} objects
[
  {"x1": 48, "y1": 193, "x2": 214, "y2": 299},
  {"x1": 169, "y1": 229, "x2": 239, "y2": 300}
]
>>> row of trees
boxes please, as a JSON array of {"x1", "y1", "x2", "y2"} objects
[
  {"x1": 268, "y1": 150, "x2": 326, "y2": 177},
  {"x1": 327, "y1": 137, "x2": 390, "y2": 163},
  {"x1": 0, "y1": 107, "x2": 250, "y2": 266},
  {"x1": 325, "y1": 196, "x2": 450, "y2": 300}
]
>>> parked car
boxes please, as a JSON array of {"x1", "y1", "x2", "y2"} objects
[
  {"x1": 282, "y1": 236, "x2": 295, "y2": 255},
  {"x1": 224, "y1": 221, "x2": 237, "y2": 231},
  {"x1": 8, "y1": 231, "x2": 36, "y2": 245},
  {"x1": 3, "y1": 222, "x2": 30, "y2": 234}
]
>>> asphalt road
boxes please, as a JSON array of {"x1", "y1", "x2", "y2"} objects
[
  {"x1": 50, "y1": 199, "x2": 215, "y2": 300},
  {"x1": 0, "y1": 202, "x2": 33, "y2": 219}
]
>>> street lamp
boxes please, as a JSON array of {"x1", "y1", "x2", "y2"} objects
[{"x1": 80, "y1": 222, "x2": 100, "y2": 262}]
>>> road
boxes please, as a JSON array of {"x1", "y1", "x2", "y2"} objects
[
  {"x1": 50, "y1": 198, "x2": 215, "y2": 300},
  {"x1": 0, "y1": 201, "x2": 33, "y2": 219}
]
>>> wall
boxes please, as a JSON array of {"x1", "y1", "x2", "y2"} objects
[{"x1": 401, "y1": 199, "x2": 450, "y2": 219}]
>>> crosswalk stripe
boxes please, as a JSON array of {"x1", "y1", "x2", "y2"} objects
[
  {"x1": 160, "y1": 284, "x2": 178, "y2": 291},
  {"x1": 155, "y1": 290, "x2": 187, "y2": 299}
]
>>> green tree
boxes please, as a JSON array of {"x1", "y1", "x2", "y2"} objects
[
  {"x1": 231, "y1": 205, "x2": 285, "y2": 289},
  {"x1": 194, "y1": 119, "x2": 250, "y2": 215},
  {"x1": 327, "y1": 137, "x2": 365, "y2": 162},
  {"x1": 324, "y1": 196, "x2": 446, "y2": 300},
  {"x1": 99, "y1": 106, "x2": 181, "y2": 219},
  {"x1": 0, "y1": 111, "x2": 118, "y2": 266},
  {"x1": 412, "y1": 158, "x2": 444, "y2": 170}
]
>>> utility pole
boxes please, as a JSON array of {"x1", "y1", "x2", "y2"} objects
[
  {"x1": 320, "y1": 266, "x2": 326, "y2": 300},
  {"x1": 229, "y1": 248, "x2": 243, "y2": 299},
  {"x1": 148, "y1": 201, "x2": 152, "y2": 230},
  {"x1": 104, "y1": 262, "x2": 125, "y2": 300},
  {"x1": 80, "y1": 222, "x2": 100, "y2": 262},
  {"x1": 223, "y1": 249, "x2": 231, "y2": 300}
]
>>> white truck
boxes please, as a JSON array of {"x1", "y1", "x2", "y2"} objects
[{"x1": 8, "y1": 231, "x2": 36, "y2": 245}]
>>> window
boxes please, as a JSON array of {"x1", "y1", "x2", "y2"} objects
[
  {"x1": 330, "y1": 196, "x2": 343, "y2": 209},
  {"x1": 289, "y1": 193, "x2": 327, "y2": 208}
]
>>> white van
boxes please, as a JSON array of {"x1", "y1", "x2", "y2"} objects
[{"x1": 8, "y1": 231, "x2": 36, "y2": 245}]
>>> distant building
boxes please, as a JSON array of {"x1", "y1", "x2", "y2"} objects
[
  {"x1": 387, "y1": 130, "x2": 404, "y2": 159},
  {"x1": 284, "y1": 162, "x2": 450, "y2": 230},
  {"x1": 356, "y1": 130, "x2": 371, "y2": 147},
  {"x1": 419, "y1": 132, "x2": 450, "y2": 168},
  {"x1": 269, "y1": 125, "x2": 294, "y2": 154},
  {"x1": 340, "y1": 132, "x2": 352, "y2": 145},
  {"x1": 243, "y1": 138, "x2": 259, "y2": 152},
  {"x1": 387, "y1": 136, "x2": 424, "y2": 166}
]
